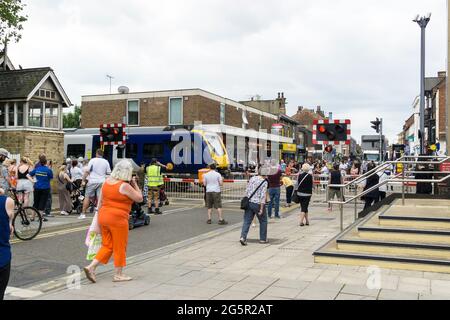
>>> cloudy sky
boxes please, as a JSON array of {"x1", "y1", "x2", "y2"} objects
[{"x1": 8, "y1": 0, "x2": 448, "y2": 143}]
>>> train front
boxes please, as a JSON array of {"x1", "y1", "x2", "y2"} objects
[{"x1": 193, "y1": 130, "x2": 230, "y2": 175}]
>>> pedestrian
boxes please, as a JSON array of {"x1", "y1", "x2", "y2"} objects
[
  {"x1": 281, "y1": 174, "x2": 294, "y2": 208},
  {"x1": 83, "y1": 160, "x2": 143, "y2": 283},
  {"x1": 361, "y1": 163, "x2": 380, "y2": 210},
  {"x1": 378, "y1": 168, "x2": 391, "y2": 201},
  {"x1": 16, "y1": 157, "x2": 34, "y2": 207},
  {"x1": 240, "y1": 166, "x2": 269, "y2": 246},
  {"x1": 350, "y1": 162, "x2": 360, "y2": 176},
  {"x1": 70, "y1": 160, "x2": 83, "y2": 189},
  {"x1": 27, "y1": 155, "x2": 53, "y2": 222},
  {"x1": 328, "y1": 163, "x2": 344, "y2": 212},
  {"x1": 267, "y1": 159, "x2": 282, "y2": 219},
  {"x1": 0, "y1": 191, "x2": 14, "y2": 300},
  {"x1": 57, "y1": 165, "x2": 74, "y2": 216},
  {"x1": 44, "y1": 160, "x2": 54, "y2": 217},
  {"x1": 297, "y1": 163, "x2": 313, "y2": 227},
  {"x1": 416, "y1": 164, "x2": 433, "y2": 195},
  {"x1": 77, "y1": 157, "x2": 84, "y2": 169},
  {"x1": 280, "y1": 159, "x2": 286, "y2": 173},
  {"x1": 339, "y1": 160, "x2": 348, "y2": 177},
  {"x1": 146, "y1": 158, "x2": 166, "y2": 215},
  {"x1": 7, "y1": 159, "x2": 17, "y2": 189},
  {"x1": 203, "y1": 163, "x2": 228, "y2": 225},
  {"x1": 0, "y1": 149, "x2": 10, "y2": 195},
  {"x1": 81, "y1": 149, "x2": 111, "y2": 219}
]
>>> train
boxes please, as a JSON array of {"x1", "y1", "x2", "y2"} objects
[{"x1": 64, "y1": 126, "x2": 231, "y2": 177}]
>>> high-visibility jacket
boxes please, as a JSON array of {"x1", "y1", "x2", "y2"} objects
[{"x1": 146, "y1": 165, "x2": 163, "y2": 187}]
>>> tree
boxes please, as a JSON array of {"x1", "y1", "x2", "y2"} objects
[
  {"x1": 63, "y1": 106, "x2": 81, "y2": 129},
  {"x1": 0, "y1": 0, "x2": 27, "y2": 44}
]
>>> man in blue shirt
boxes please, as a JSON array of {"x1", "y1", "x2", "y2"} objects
[{"x1": 28, "y1": 155, "x2": 53, "y2": 221}]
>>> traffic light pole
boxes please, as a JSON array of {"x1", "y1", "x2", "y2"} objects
[{"x1": 380, "y1": 118, "x2": 383, "y2": 162}]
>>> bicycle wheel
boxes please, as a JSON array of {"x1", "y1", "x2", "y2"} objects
[{"x1": 13, "y1": 207, "x2": 43, "y2": 241}]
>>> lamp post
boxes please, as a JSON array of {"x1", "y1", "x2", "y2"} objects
[{"x1": 413, "y1": 13, "x2": 431, "y2": 155}]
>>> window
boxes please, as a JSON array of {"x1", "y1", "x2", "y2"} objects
[
  {"x1": 143, "y1": 144, "x2": 164, "y2": 159},
  {"x1": 220, "y1": 103, "x2": 225, "y2": 125},
  {"x1": 45, "y1": 103, "x2": 59, "y2": 128},
  {"x1": 169, "y1": 97, "x2": 183, "y2": 125},
  {"x1": 127, "y1": 100, "x2": 139, "y2": 126},
  {"x1": 67, "y1": 144, "x2": 86, "y2": 159},
  {"x1": 39, "y1": 90, "x2": 45, "y2": 97},
  {"x1": 51, "y1": 92, "x2": 56, "y2": 99},
  {"x1": 8, "y1": 104, "x2": 14, "y2": 126},
  {"x1": 17, "y1": 103, "x2": 24, "y2": 126},
  {"x1": 29, "y1": 101, "x2": 44, "y2": 127},
  {"x1": 0, "y1": 103, "x2": 5, "y2": 126},
  {"x1": 126, "y1": 143, "x2": 138, "y2": 159}
]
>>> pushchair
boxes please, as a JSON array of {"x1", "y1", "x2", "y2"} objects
[
  {"x1": 69, "y1": 182, "x2": 84, "y2": 215},
  {"x1": 159, "y1": 187, "x2": 170, "y2": 207},
  {"x1": 129, "y1": 201, "x2": 151, "y2": 230}
]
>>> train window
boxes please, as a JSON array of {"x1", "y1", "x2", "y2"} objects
[
  {"x1": 143, "y1": 144, "x2": 164, "y2": 159},
  {"x1": 67, "y1": 144, "x2": 85, "y2": 159},
  {"x1": 126, "y1": 143, "x2": 138, "y2": 159}
]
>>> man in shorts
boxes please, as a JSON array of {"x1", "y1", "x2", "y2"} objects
[
  {"x1": 146, "y1": 158, "x2": 166, "y2": 215},
  {"x1": 0, "y1": 149, "x2": 10, "y2": 195},
  {"x1": 80, "y1": 149, "x2": 111, "y2": 219},
  {"x1": 203, "y1": 163, "x2": 228, "y2": 225}
]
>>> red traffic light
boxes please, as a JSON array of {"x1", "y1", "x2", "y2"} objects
[{"x1": 319, "y1": 125, "x2": 326, "y2": 133}]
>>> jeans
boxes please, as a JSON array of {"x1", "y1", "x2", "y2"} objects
[
  {"x1": 286, "y1": 186, "x2": 294, "y2": 204},
  {"x1": 240, "y1": 202, "x2": 268, "y2": 241},
  {"x1": 268, "y1": 187, "x2": 281, "y2": 218}
]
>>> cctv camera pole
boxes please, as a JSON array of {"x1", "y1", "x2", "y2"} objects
[
  {"x1": 379, "y1": 118, "x2": 383, "y2": 162},
  {"x1": 414, "y1": 15, "x2": 431, "y2": 155}
]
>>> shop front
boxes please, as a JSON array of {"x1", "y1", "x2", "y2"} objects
[{"x1": 281, "y1": 143, "x2": 297, "y2": 162}]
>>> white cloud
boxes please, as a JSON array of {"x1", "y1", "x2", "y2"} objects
[{"x1": 8, "y1": 0, "x2": 447, "y2": 144}]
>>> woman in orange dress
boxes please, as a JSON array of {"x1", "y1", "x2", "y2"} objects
[{"x1": 83, "y1": 160, "x2": 143, "y2": 283}]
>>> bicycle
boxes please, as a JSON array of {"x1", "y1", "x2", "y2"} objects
[{"x1": 9, "y1": 188, "x2": 42, "y2": 241}]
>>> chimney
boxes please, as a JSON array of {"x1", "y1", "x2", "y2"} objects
[
  {"x1": 317, "y1": 106, "x2": 321, "y2": 112},
  {"x1": 438, "y1": 71, "x2": 446, "y2": 78},
  {"x1": 328, "y1": 112, "x2": 333, "y2": 120},
  {"x1": 281, "y1": 92, "x2": 285, "y2": 99},
  {"x1": 277, "y1": 92, "x2": 281, "y2": 99},
  {"x1": 298, "y1": 106, "x2": 303, "y2": 112}
]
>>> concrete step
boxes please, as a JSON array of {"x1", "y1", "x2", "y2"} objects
[
  {"x1": 378, "y1": 214, "x2": 450, "y2": 229},
  {"x1": 357, "y1": 226, "x2": 450, "y2": 244}
]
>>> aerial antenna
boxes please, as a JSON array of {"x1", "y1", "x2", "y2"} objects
[{"x1": 106, "y1": 75, "x2": 114, "y2": 94}]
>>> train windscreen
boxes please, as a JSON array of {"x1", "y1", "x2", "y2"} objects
[{"x1": 204, "y1": 133, "x2": 225, "y2": 156}]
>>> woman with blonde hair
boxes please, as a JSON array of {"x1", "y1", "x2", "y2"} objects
[
  {"x1": 16, "y1": 157, "x2": 34, "y2": 207},
  {"x1": 296, "y1": 163, "x2": 313, "y2": 227},
  {"x1": 57, "y1": 165, "x2": 73, "y2": 216},
  {"x1": 84, "y1": 160, "x2": 143, "y2": 283}
]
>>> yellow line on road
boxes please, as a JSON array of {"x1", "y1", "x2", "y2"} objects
[{"x1": 11, "y1": 225, "x2": 88, "y2": 244}]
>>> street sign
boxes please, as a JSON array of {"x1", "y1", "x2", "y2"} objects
[
  {"x1": 100, "y1": 123, "x2": 127, "y2": 146},
  {"x1": 440, "y1": 161, "x2": 450, "y2": 173},
  {"x1": 313, "y1": 119, "x2": 351, "y2": 145}
]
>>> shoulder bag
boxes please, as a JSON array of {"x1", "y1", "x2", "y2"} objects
[
  {"x1": 240, "y1": 179, "x2": 268, "y2": 210},
  {"x1": 292, "y1": 173, "x2": 310, "y2": 204}
]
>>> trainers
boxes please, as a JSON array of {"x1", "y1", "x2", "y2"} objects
[
  {"x1": 45, "y1": 213, "x2": 55, "y2": 218},
  {"x1": 42, "y1": 217, "x2": 48, "y2": 222},
  {"x1": 60, "y1": 211, "x2": 69, "y2": 216},
  {"x1": 259, "y1": 240, "x2": 269, "y2": 244},
  {"x1": 78, "y1": 214, "x2": 86, "y2": 220},
  {"x1": 239, "y1": 238, "x2": 247, "y2": 246},
  {"x1": 252, "y1": 223, "x2": 256, "y2": 228},
  {"x1": 218, "y1": 219, "x2": 228, "y2": 225}
]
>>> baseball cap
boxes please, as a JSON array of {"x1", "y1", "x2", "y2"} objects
[{"x1": 0, "y1": 148, "x2": 9, "y2": 158}]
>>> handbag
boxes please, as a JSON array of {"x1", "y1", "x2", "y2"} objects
[
  {"x1": 292, "y1": 173, "x2": 310, "y2": 204},
  {"x1": 241, "y1": 179, "x2": 268, "y2": 210}
]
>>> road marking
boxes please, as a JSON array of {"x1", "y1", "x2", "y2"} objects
[
  {"x1": 5, "y1": 286, "x2": 43, "y2": 299},
  {"x1": 11, "y1": 225, "x2": 89, "y2": 244}
]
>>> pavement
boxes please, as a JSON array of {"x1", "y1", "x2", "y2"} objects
[{"x1": 10, "y1": 202, "x2": 450, "y2": 300}]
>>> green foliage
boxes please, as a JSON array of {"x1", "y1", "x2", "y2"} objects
[
  {"x1": 63, "y1": 106, "x2": 81, "y2": 128},
  {"x1": 0, "y1": 0, "x2": 28, "y2": 44}
]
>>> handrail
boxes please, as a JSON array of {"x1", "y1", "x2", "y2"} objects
[
  {"x1": 329, "y1": 155, "x2": 450, "y2": 189},
  {"x1": 328, "y1": 155, "x2": 450, "y2": 231}
]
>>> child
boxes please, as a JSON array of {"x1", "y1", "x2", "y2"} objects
[{"x1": 282, "y1": 175, "x2": 294, "y2": 207}]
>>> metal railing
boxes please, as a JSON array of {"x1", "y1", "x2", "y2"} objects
[{"x1": 328, "y1": 155, "x2": 450, "y2": 231}]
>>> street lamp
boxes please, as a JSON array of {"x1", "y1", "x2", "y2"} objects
[{"x1": 413, "y1": 13, "x2": 431, "y2": 155}]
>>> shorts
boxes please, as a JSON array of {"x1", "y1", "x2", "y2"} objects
[
  {"x1": 86, "y1": 183, "x2": 103, "y2": 199},
  {"x1": 34, "y1": 188, "x2": 50, "y2": 211},
  {"x1": 299, "y1": 196, "x2": 311, "y2": 213},
  {"x1": 328, "y1": 188, "x2": 342, "y2": 201},
  {"x1": 148, "y1": 187, "x2": 160, "y2": 202},
  {"x1": 16, "y1": 179, "x2": 33, "y2": 193},
  {"x1": 206, "y1": 192, "x2": 222, "y2": 209}
]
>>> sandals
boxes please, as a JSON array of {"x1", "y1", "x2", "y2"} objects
[
  {"x1": 300, "y1": 223, "x2": 305, "y2": 227},
  {"x1": 83, "y1": 267, "x2": 96, "y2": 283},
  {"x1": 207, "y1": 219, "x2": 212, "y2": 224},
  {"x1": 113, "y1": 275, "x2": 133, "y2": 282}
]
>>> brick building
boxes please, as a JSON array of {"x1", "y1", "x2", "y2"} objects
[
  {"x1": 0, "y1": 55, "x2": 72, "y2": 163},
  {"x1": 81, "y1": 88, "x2": 293, "y2": 167}
]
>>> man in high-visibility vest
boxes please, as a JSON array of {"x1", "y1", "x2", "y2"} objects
[{"x1": 146, "y1": 158, "x2": 166, "y2": 215}]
